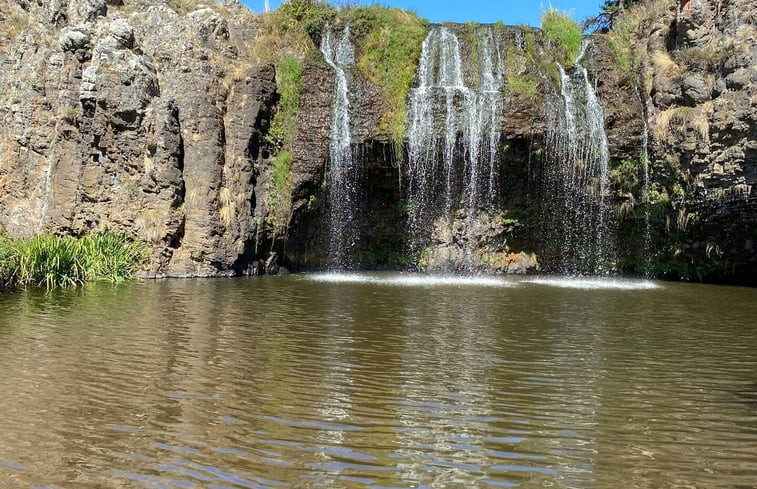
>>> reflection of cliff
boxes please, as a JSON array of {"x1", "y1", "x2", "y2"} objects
[
  {"x1": 0, "y1": 0, "x2": 753, "y2": 284},
  {"x1": 1, "y1": 278, "x2": 757, "y2": 487}
]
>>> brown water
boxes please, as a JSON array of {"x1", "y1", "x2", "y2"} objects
[{"x1": 0, "y1": 273, "x2": 755, "y2": 489}]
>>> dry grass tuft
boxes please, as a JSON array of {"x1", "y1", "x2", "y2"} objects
[
  {"x1": 652, "y1": 106, "x2": 710, "y2": 143},
  {"x1": 651, "y1": 51, "x2": 681, "y2": 78}
]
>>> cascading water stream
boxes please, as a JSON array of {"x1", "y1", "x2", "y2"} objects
[
  {"x1": 545, "y1": 40, "x2": 614, "y2": 273},
  {"x1": 636, "y1": 87, "x2": 653, "y2": 276},
  {"x1": 320, "y1": 24, "x2": 357, "y2": 269},
  {"x1": 407, "y1": 26, "x2": 504, "y2": 270}
]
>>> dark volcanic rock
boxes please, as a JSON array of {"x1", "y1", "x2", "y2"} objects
[{"x1": 0, "y1": 0, "x2": 754, "y2": 283}]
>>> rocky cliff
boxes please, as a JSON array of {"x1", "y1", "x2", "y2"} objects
[
  {"x1": 598, "y1": 0, "x2": 756, "y2": 283},
  {"x1": 0, "y1": 0, "x2": 754, "y2": 284},
  {"x1": 1, "y1": 0, "x2": 278, "y2": 277}
]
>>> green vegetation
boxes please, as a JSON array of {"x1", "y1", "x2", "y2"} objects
[
  {"x1": 418, "y1": 245, "x2": 432, "y2": 268},
  {"x1": 252, "y1": 0, "x2": 337, "y2": 62},
  {"x1": 599, "y1": 0, "x2": 672, "y2": 79},
  {"x1": 0, "y1": 231, "x2": 147, "y2": 290},
  {"x1": 267, "y1": 57, "x2": 304, "y2": 150},
  {"x1": 278, "y1": 0, "x2": 337, "y2": 40},
  {"x1": 610, "y1": 159, "x2": 641, "y2": 195},
  {"x1": 507, "y1": 74, "x2": 538, "y2": 100},
  {"x1": 540, "y1": 8, "x2": 583, "y2": 65},
  {"x1": 265, "y1": 151, "x2": 293, "y2": 238},
  {"x1": 265, "y1": 57, "x2": 303, "y2": 237},
  {"x1": 589, "y1": 0, "x2": 643, "y2": 31},
  {"x1": 344, "y1": 5, "x2": 429, "y2": 149},
  {"x1": 466, "y1": 22, "x2": 480, "y2": 88}
]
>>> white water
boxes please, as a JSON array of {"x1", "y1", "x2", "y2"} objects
[
  {"x1": 305, "y1": 272, "x2": 514, "y2": 288},
  {"x1": 320, "y1": 24, "x2": 357, "y2": 269},
  {"x1": 524, "y1": 277, "x2": 661, "y2": 290},
  {"x1": 545, "y1": 40, "x2": 614, "y2": 273},
  {"x1": 406, "y1": 26, "x2": 505, "y2": 267},
  {"x1": 305, "y1": 272, "x2": 661, "y2": 290}
]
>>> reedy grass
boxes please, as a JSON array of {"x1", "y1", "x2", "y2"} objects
[
  {"x1": 541, "y1": 8, "x2": 583, "y2": 65},
  {"x1": 0, "y1": 232, "x2": 147, "y2": 290}
]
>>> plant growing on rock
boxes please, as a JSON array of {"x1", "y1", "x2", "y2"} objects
[
  {"x1": 541, "y1": 8, "x2": 583, "y2": 65},
  {"x1": 265, "y1": 151, "x2": 293, "y2": 238},
  {"x1": 264, "y1": 57, "x2": 303, "y2": 237},
  {"x1": 343, "y1": 5, "x2": 429, "y2": 150}
]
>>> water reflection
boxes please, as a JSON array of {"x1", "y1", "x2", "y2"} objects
[{"x1": 0, "y1": 275, "x2": 755, "y2": 488}]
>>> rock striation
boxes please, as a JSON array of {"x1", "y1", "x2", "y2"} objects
[{"x1": 1, "y1": 0, "x2": 277, "y2": 276}]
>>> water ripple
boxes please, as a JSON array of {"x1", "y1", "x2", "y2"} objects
[{"x1": 0, "y1": 276, "x2": 754, "y2": 489}]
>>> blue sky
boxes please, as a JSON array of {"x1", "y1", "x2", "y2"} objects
[{"x1": 240, "y1": 1, "x2": 604, "y2": 26}]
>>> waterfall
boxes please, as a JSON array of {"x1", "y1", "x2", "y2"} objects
[
  {"x1": 637, "y1": 88, "x2": 652, "y2": 276},
  {"x1": 406, "y1": 26, "x2": 504, "y2": 269},
  {"x1": 320, "y1": 24, "x2": 357, "y2": 269},
  {"x1": 544, "y1": 40, "x2": 614, "y2": 274}
]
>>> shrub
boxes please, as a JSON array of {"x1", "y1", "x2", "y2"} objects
[
  {"x1": 343, "y1": 5, "x2": 429, "y2": 148},
  {"x1": 541, "y1": 8, "x2": 583, "y2": 65},
  {"x1": 610, "y1": 159, "x2": 641, "y2": 195},
  {"x1": 278, "y1": 0, "x2": 337, "y2": 40}
]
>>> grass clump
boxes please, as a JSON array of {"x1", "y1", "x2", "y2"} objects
[
  {"x1": 541, "y1": 8, "x2": 583, "y2": 65},
  {"x1": 252, "y1": 0, "x2": 337, "y2": 62},
  {"x1": 343, "y1": 5, "x2": 429, "y2": 148},
  {"x1": 278, "y1": 0, "x2": 337, "y2": 40},
  {"x1": 267, "y1": 57, "x2": 304, "y2": 150},
  {"x1": 0, "y1": 231, "x2": 147, "y2": 290},
  {"x1": 265, "y1": 151, "x2": 293, "y2": 238},
  {"x1": 507, "y1": 74, "x2": 538, "y2": 100},
  {"x1": 264, "y1": 57, "x2": 303, "y2": 236}
]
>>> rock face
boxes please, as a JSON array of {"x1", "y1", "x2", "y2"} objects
[
  {"x1": 0, "y1": 0, "x2": 754, "y2": 284},
  {"x1": 0, "y1": 0, "x2": 277, "y2": 276},
  {"x1": 422, "y1": 209, "x2": 539, "y2": 275},
  {"x1": 608, "y1": 0, "x2": 756, "y2": 283}
]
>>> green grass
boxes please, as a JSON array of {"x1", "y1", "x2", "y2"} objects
[
  {"x1": 507, "y1": 74, "x2": 538, "y2": 100},
  {"x1": 343, "y1": 5, "x2": 429, "y2": 149},
  {"x1": 278, "y1": 0, "x2": 337, "y2": 40},
  {"x1": 265, "y1": 151, "x2": 293, "y2": 237},
  {"x1": 267, "y1": 57, "x2": 304, "y2": 151},
  {"x1": 0, "y1": 231, "x2": 147, "y2": 290},
  {"x1": 541, "y1": 8, "x2": 583, "y2": 65},
  {"x1": 264, "y1": 57, "x2": 302, "y2": 237},
  {"x1": 251, "y1": 0, "x2": 336, "y2": 63}
]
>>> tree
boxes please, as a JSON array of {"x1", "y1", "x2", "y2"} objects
[{"x1": 585, "y1": 0, "x2": 642, "y2": 32}]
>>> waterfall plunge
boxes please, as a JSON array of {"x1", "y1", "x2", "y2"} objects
[
  {"x1": 407, "y1": 26, "x2": 505, "y2": 269},
  {"x1": 545, "y1": 40, "x2": 614, "y2": 274},
  {"x1": 320, "y1": 24, "x2": 358, "y2": 269}
]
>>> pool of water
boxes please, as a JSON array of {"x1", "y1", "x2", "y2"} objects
[{"x1": 0, "y1": 273, "x2": 755, "y2": 488}]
